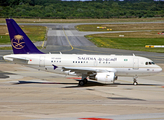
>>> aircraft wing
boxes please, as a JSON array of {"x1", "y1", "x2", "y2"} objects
[
  {"x1": 61, "y1": 66, "x2": 117, "y2": 75},
  {"x1": 52, "y1": 65, "x2": 117, "y2": 74}
]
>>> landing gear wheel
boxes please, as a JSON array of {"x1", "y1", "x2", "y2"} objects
[
  {"x1": 133, "y1": 82, "x2": 138, "y2": 86},
  {"x1": 78, "y1": 80, "x2": 85, "y2": 86}
]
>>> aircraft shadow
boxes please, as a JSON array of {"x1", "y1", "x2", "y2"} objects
[
  {"x1": 107, "y1": 97, "x2": 146, "y2": 101},
  {"x1": 13, "y1": 80, "x2": 162, "y2": 88},
  {"x1": 13, "y1": 81, "x2": 77, "y2": 85},
  {"x1": 64, "y1": 80, "x2": 118, "y2": 88},
  {"x1": 0, "y1": 71, "x2": 16, "y2": 79},
  {"x1": 113, "y1": 82, "x2": 162, "y2": 86},
  {"x1": 64, "y1": 81, "x2": 162, "y2": 88},
  {"x1": 13, "y1": 80, "x2": 114, "y2": 87}
]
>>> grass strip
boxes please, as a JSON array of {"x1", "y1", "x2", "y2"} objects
[
  {"x1": 86, "y1": 36, "x2": 164, "y2": 53},
  {"x1": 76, "y1": 23, "x2": 164, "y2": 31}
]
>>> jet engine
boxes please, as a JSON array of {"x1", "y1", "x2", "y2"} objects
[{"x1": 89, "y1": 72, "x2": 116, "y2": 82}]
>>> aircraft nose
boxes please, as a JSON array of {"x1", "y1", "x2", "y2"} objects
[{"x1": 157, "y1": 65, "x2": 162, "y2": 72}]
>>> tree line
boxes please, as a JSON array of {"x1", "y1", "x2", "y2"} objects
[{"x1": 0, "y1": 0, "x2": 164, "y2": 19}]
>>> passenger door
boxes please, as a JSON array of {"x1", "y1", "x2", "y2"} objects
[
  {"x1": 133, "y1": 58, "x2": 139, "y2": 69},
  {"x1": 39, "y1": 56, "x2": 45, "y2": 67}
]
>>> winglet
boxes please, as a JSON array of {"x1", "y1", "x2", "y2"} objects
[{"x1": 6, "y1": 19, "x2": 44, "y2": 54}]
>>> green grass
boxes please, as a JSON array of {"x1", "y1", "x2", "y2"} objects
[
  {"x1": 76, "y1": 23, "x2": 164, "y2": 31},
  {"x1": 0, "y1": 35, "x2": 10, "y2": 44},
  {"x1": 76, "y1": 24, "x2": 109, "y2": 31},
  {"x1": 21, "y1": 25, "x2": 46, "y2": 42},
  {"x1": 0, "y1": 47, "x2": 12, "y2": 50},
  {"x1": 79, "y1": 23, "x2": 164, "y2": 53},
  {"x1": 86, "y1": 36, "x2": 164, "y2": 53}
]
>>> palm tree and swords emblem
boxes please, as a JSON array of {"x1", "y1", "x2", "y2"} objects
[{"x1": 11, "y1": 35, "x2": 25, "y2": 49}]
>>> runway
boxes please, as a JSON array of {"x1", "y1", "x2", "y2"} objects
[{"x1": 0, "y1": 22, "x2": 164, "y2": 120}]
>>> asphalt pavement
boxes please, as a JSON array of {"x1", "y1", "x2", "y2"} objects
[{"x1": 0, "y1": 22, "x2": 164, "y2": 120}]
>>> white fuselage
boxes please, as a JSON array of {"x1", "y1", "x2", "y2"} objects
[{"x1": 3, "y1": 54, "x2": 162, "y2": 77}]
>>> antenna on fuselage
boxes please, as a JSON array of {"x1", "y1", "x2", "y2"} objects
[{"x1": 133, "y1": 53, "x2": 135, "y2": 56}]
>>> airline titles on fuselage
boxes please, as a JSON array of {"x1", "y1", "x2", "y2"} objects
[
  {"x1": 78, "y1": 57, "x2": 117, "y2": 62},
  {"x1": 51, "y1": 57, "x2": 118, "y2": 62}
]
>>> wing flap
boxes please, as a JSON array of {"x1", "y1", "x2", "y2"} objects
[
  {"x1": 61, "y1": 66, "x2": 116, "y2": 74},
  {"x1": 63, "y1": 67, "x2": 97, "y2": 72}
]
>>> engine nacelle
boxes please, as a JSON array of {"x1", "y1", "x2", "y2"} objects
[{"x1": 89, "y1": 72, "x2": 115, "y2": 82}]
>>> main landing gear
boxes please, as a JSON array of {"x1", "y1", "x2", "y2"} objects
[
  {"x1": 78, "y1": 74, "x2": 88, "y2": 86},
  {"x1": 78, "y1": 78, "x2": 88, "y2": 86},
  {"x1": 133, "y1": 76, "x2": 138, "y2": 85}
]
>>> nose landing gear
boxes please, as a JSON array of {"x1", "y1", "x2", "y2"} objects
[{"x1": 133, "y1": 76, "x2": 138, "y2": 85}]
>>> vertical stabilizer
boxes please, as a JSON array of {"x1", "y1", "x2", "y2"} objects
[{"x1": 6, "y1": 19, "x2": 43, "y2": 54}]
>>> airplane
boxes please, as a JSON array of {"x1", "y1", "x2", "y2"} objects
[{"x1": 3, "y1": 19, "x2": 162, "y2": 86}]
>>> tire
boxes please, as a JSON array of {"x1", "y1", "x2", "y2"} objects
[
  {"x1": 79, "y1": 80, "x2": 85, "y2": 86},
  {"x1": 133, "y1": 82, "x2": 138, "y2": 86}
]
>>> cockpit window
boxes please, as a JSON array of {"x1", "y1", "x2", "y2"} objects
[{"x1": 145, "y1": 62, "x2": 155, "y2": 65}]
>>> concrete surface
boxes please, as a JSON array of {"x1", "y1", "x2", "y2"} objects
[{"x1": 0, "y1": 63, "x2": 164, "y2": 120}]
